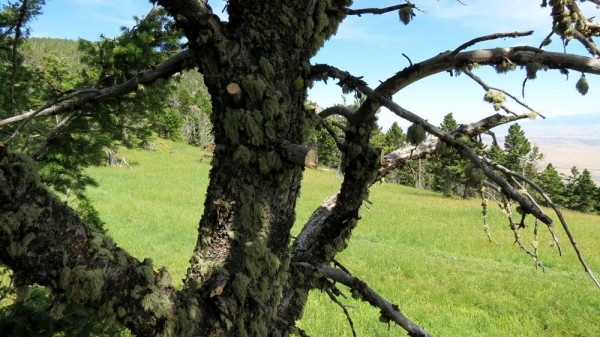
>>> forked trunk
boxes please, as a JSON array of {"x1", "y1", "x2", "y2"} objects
[{"x1": 173, "y1": 2, "x2": 347, "y2": 335}]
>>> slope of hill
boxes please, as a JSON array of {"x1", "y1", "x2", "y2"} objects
[{"x1": 85, "y1": 141, "x2": 600, "y2": 337}]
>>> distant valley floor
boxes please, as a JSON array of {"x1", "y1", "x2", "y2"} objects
[{"x1": 499, "y1": 115, "x2": 600, "y2": 184}]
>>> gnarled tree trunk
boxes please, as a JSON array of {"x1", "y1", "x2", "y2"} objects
[{"x1": 2, "y1": 1, "x2": 600, "y2": 336}]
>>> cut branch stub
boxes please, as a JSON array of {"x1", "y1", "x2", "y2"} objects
[
  {"x1": 280, "y1": 142, "x2": 318, "y2": 168},
  {"x1": 226, "y1": 82, "x2": 242, "y2": 104}
]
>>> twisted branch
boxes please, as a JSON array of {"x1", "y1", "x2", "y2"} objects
[{"x1": 312, "y1": 63, "x2": 553, "y2": 223}]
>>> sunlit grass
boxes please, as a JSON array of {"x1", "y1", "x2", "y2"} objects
[{"x1": 86, "y1": 141, "x2": 600, "y2": 336}]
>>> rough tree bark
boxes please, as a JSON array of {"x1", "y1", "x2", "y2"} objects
[{"x1": 1, "y1": 1, "x2": 600, "y2": 336}]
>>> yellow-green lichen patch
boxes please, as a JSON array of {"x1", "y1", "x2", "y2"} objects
[
  {"x1": 258, "y1": 57, "x2": 275, "y2": 78},
  {"x1": 223, "y1": 111, "x2": 242, "y2": 145},
  {"x1": 136, "y1": 260, "x2": 156, "y2": 285},
  {"x1": 240, "y1": 74, "x2": 268, "y2": 101},
  {"x1": 63, "y1": 267, "x2": 105, "y2": 301},
  {"x1": 1, "y1": 205, "x2": 43, "y2": 235},
  {"x1": 241, "y1": 113, "x2": 264, "y2": 145},
  {"x1": 233, "y1": 145, "x2": 253, "y2": 166},
  {"x1": 141, "y1": 290, "x2": 173, "y2": 319},
  {"x1": 231, "y1": 273, "x2": 251, "y2": 304}
]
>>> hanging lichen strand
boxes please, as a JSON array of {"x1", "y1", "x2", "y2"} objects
[{"x1": 180, "y1": 1, "x2": 350, "y2": 336}]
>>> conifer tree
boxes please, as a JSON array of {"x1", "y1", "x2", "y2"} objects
[
  {"x1": 384, "y1": 121, "x2": 406, "y2": 153},
  {"x1": 503, "y1": 123, "x2": 532, "y2": 173},
  {"x1": 430, "y1": 113, "x2": 461, "y2": 195},
  {"x1": 568, "y1": 168, "x2": 598, "y2": 213},
  {"x1": 536, "y1": 163, "x2": 567, "y2": 206}
]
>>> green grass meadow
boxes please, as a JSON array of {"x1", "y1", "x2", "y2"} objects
[{"x1": 85, "y1": 141, "x2": 600, "y2": 337}]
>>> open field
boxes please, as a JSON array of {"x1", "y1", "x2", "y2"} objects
[{"x1": 85, "y1": 140, "x2": 600, "y2": 337}]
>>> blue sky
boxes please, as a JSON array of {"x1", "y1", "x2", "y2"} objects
[{"x1": 28, "y1": 0, "x2": 599, "y2": 130}]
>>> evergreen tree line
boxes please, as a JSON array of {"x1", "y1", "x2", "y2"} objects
[
  {"x1": 1, "y1": 5, "x2": 210, "y2": 335},
  {"x1": 22, "y1": 37, "x2": 213, "y2": 147},
  {"x1": 2, "y1": 32, "x2": 213, "y2": 230},
  {"x1": 308, "y1": 110, "x2": 600, "y2": 215}
]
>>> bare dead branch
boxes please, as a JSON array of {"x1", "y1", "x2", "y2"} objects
[
  {"x1": 346, "y1": 4, "x2": 414, "y2": 16},
  {"x1": 452, "y1": 31, "x2": 534, "y2": 55},
  {"x1": 313, "y1": 64, "x2": 553, "y2": 224},
  {"x1": 478, "y1": 155, "x2": 600, "y2": 288},
  {"x1": 462, "y1": 68, "x2": 545, "y2": 119},
  {"x1": 0, "y1": 50, "x2": 192, "y2": 130},
  {"x1": 382, "y1": 112, "x2": 530, "y2": 174},
  {"x1": 574, "y1": 30, "x2": 600, "y2": 57},
  {"x1": 314, "y1": 264, "x2": 434, "y2": 337},
  {"x1": 480, "y1": 187, "x2": 501, "y2": 246},
  {"x1": 355, "y1": 46, "x2": 600, "y2": 101},
  {"x1": 293, "y1": 195, "x2": 338, "y2": 255},
  {"x1": 318, "y1": 105, "x2": 355, "y2": 119},
  {"x1": 315, "y1": 114, "x2": 346, "y2": 152}
]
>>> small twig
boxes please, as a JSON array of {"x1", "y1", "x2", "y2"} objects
[
  {"x1": 318, "y1": 105, "x2": 355, "y2": 119},
  {"x1": 346, "y1": 3, "x2": 414, "y2": 16},
  {"x1": 573, "y1": 30, "x2": 600, "y2": 57},
  {"x1": 325, "y1": 287, "x2": 356, "y2": 337},
  {"x1": 480, "y1": 186, "x2": 500, "y2": 246},
  {"x1": 402, "y1": 53, "x2": 413, "y2": 67},
  {"x1": 315, "y1": 115, "x2": 346, "y2": 152},
  {"x1": 332, "y1": 258, "x2": 351, "y2": 275},
  {"x1": 538, "y1": 31, "x2": 555, "y2": 49},
  {"x1": 451, "y1": 31, "x2": 534, "y2": 55},
  {"x1": 533, "y1": 219, "x2": 544, "y2": 271},
  {"x1": 463, "y1": 68, "x2": 545, "y2": 119},
  {"x1": 308, "y1": 263, "x2": 433, "y2": 337},
  {"x1": 501, "y1": 198, "x2": 539, "y2": 263}
]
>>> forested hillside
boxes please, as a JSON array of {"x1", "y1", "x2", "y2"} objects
[{"x1": 25, "y1": 38, "x2": 82, "y2": 69}]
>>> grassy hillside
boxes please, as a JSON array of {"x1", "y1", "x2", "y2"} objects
[{"x1": 85, "y1": 140, "x2": 600, "y2": 337}]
